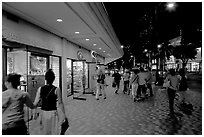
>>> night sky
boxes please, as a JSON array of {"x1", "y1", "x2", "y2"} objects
[{"x1": 103, "y1": 2, "x2": 202, "y2": 47}]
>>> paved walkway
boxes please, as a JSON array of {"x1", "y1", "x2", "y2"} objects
[{"x1": 29, "y1": 76, "x2": 202, "y2": 135}]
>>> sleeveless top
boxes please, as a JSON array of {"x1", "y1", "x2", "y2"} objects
[
  {"x1": 40, "y1": 85, "x2": 57, "y2": 111},
  {"x1": 97, "y1": 74, "x2": 105, "y2": 84}
]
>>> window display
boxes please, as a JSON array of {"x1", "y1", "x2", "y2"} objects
[
  {"x1": 50, "y1": 56, "x2": 60, "y2": 88},
  {"x1": 73, "y1": 61, "x2": 83, "y2": 92},
  {"x1": 66, "y1": 59, "x2": 72, "y2": 96}
]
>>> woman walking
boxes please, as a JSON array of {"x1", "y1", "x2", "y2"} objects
[
  {"x1": 33, "y1": 69, "x2": 68, "y2": 134},
  {"x1": 2, "y1": 73, "x2": 36, "y2": 135}
]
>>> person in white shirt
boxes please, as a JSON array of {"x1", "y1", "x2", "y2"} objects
[{"x1": 129, "y1": 69, "x2": 139, "y2": 102}]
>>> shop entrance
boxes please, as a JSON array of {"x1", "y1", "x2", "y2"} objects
[{"x1": 72, "y1": 60, "x2": 88, "y2": 100}]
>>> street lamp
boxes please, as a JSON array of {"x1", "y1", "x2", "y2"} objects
[{"x1": 166, "y1": 2, "x2": 177, "y2": 12}]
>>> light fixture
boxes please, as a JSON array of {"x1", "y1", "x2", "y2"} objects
[
  {"x1": 103, "y1": 51, "x2": 106, "y2": 52},
  {"x1": 93, "y1": 44, "x2": 97, "y2": 46},
  {"x1": 166, "y1": 2, "x2": 177, "y2": 12},
  {"x1": 85, "y1": 38, "x2": 90, "y2": 41},
  {"x1": 56, "y1": 18, "x2": 63, "y2": 22},
  {"x1": 121, "y1": 45, "x2": 124, "y2": 48},
  {"x1": 99, "y1": 48, "x2": 101, "y2": 50},
  {"x1": 75, "y1": 32, "x2": 80, "y2": 34}
]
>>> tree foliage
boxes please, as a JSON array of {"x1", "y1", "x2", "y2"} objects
[{"x1": 172, "y1": 38, "x2": 198, "y2": 68}]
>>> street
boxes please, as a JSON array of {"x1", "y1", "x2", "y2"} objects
[{"x1": 29, "y1": 75, "x2": 202, "y2": 135}]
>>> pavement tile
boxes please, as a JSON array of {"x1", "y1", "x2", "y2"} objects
[{"x1": 28, "y1": 76, "x2": 202, "y2": 135}]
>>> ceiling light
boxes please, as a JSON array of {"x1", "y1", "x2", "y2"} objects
[
  {"x1": 93, "y1": 44, "x2": 97, "y2": 46},
  {"x1": 85, "y1": 38, "x2": 90, "y2": 41},
  {"x1": 56, "y1": 18, "x2": 63, "y2": 22},
  {"x1": 75, "y1": 32, "x2": 80, "y2": 34},
  {"x1": 103, "y1": 51, "x2": 106, "y2": 52},
  {"x1": 99, "y1": 48, "x2": 101, "y2": 50}
]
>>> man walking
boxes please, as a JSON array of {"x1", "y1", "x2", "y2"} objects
[{"x1": 112, "y1": 70, "x2": 121, "y2": 94}]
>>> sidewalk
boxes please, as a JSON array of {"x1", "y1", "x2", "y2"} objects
[{"x1": 29, "y1": 76, "x2": 202, "y2": 135}]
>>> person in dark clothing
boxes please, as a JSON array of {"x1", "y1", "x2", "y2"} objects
[
  {"x1": 112, "y1": 70, "x2": 121, "y2": 94},
  {"x1": 166, "y1": 69, "x2": 180, "y2": 116},
  {"x1": 34, "y1": 69, "x2": 68, "y2": 134}
]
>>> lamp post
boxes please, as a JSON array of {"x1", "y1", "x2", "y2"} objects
[{"x1": 154, "y1": 2, "x2": 177, "y2": 84}]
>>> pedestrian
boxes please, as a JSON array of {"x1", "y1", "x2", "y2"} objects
[
  {"x1": 129, "y1": 69, "x2": 139, "y2": 102},
  {"x1": 2, "y1": 73, "x2": 36, "y2": 135},
  {"x1": 137, "y1": 67, "x2": 147, "y2": 100},
  {"x1": 123, "y1": 69, "x2": 130, "y2": 94},
  {"x1": 112, "y1": 69, "x2": 121, "y2": 94},
  {"x1": 96, "y1": 69, "x2": 106, "y2": 100},
  {"x1": 33, "y1": 69, "x2": 68, "y2": 135},
  {"x1": 166, "y1": 69, "x2": 180, "y2": 116},
  {"x1": 146, "y1": 67, "x2": 153, "y2": 97}
]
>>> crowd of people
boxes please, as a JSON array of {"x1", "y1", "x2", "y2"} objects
[
  {"x1": 111, "y1": 67, "x2": 193, "y2": 117},
  {"x1": 2, "y1": 66, "x2": 193, "y2": 135}
]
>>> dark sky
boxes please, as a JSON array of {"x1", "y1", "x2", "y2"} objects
[{"x1": 103, "y1": 2, "x2": 202, "y2": 47}]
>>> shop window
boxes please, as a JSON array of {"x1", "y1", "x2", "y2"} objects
[{"x1": 50, "y1": 56, "x2": 61, "y2": 88}]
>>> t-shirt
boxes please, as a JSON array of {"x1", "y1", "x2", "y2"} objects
[
  {"x1": 2, "y1": 89, "x2": 33, "y2": 126},
  {"x1": 167, "y1": 74, "x2": 180, "y2": 90},
  {"x1": 138, "y1": 72, "x2": 147, "y2": 85},
  {"x1": 123, "y1": 72, "x2": 130, "y2": 81}
]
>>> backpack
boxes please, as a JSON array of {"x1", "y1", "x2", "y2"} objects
[{"x1": 179, "y1": 76, "x2": 188, "y2": 91}]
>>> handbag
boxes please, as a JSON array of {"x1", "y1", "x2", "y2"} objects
[{"x1": 60, "y1": 118, "x2": 69, "y2": 135}]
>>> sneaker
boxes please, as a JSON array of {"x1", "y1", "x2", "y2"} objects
[
  {"x1": 96, "y1": 98, "x2": 99, "y2": 100},
  {"x1": 104, "y1": 97, "x2": 106, "y2": 99}
]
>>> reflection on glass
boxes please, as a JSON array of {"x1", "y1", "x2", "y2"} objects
[
  {"x1": 85, "y1": 63, "x2": 88, "y2": 88},
  {"x1": 66, "y1": 59, "x2": 72, "y2": 96},
  {"x1": 50, "y1": 56, "x2": 60, "y2": 87}
]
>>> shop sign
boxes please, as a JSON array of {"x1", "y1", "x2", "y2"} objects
[
  {"x1": 77, "y1": 50, "x2": 84, "y2": 60},
  {"x1": 91, "y1": 50, "x2": 97, "y2": 58}
]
